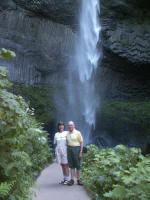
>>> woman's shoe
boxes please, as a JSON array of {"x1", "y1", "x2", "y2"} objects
[
  {"x1": 59, "y1": 180, "x2": 65, "y2": 184},
  {"x1": 77, "y1": 179, "x2": 83, "y2": 186},
  {"x1": 59, "y1": 180, "x2": 68, "y2": 185},
  {"x1": 63, "y1": 180, "x2": 68, "y2": 185},
  {"x1": 67, "y1": 179, "x2": 74, "y2": 186}
]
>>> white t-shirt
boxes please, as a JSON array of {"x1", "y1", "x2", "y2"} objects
[{"x1": 54, "y1": 131, "x2": 68, "y2": 148}]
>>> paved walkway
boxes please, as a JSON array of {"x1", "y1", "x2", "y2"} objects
[{"x1": 32, "y1": 163, "x2": 91, "y2": 200}]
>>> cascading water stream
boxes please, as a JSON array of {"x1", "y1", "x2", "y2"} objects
[
  {"x1": 77, "y1": 0, "x2": 101, "y2": 83},
  {"x1": 63, "y1": 0, "x2": 101, "y2": 144},
  {"x1": 75, "y1": 0, "x2": 101, "y2": 125}
]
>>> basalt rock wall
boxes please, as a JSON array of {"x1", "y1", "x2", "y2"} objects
[
  {"x1": 99, "y1": 0, "x2": 150, "y2": 100},
  {"x1": 1, "y1": 0, "x2": 149, "y2": 99},
  {"x1": 95, "y1": 0, "x2": 150, "y2": 147},
  {"x1": 0, "y1": 0, "x2": 76, "y2": 131},
  {"x1": 0, "y1": 0, "x2": 150, "y2": 146},
  {"x1": 0, "y1": 0, "x2": 75, "y2": 86}
]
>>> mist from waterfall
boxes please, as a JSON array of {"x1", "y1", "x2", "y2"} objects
[{"x1": 58, "y1": 0, "x2": 101, "y2": 144}]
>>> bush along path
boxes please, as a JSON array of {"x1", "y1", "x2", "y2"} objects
[
  {"x1": 0, "y1": 50, "x2": 53, "y2": 200},
  {"x1": 82, "y1": 145, "x2": 150, "y2": 200},
  {"x1": 32, "y1": 163, "x2": 91, "y2": 200}
]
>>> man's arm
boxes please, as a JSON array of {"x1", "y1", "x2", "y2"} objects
[
  {"x1": 79, "y1": 141, "x2": 83, "y2": 159},
  {"x1": 79, "y1": 132, "x2": 83, "y2": 159}
]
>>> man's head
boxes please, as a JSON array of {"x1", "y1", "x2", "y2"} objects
[{"x1": 68, "y1": 121, "x2": 75, "y2": 132}]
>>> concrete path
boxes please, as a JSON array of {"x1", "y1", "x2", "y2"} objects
[{"x1": 32, "y1": 163, "x2": 91, "y2": 200}]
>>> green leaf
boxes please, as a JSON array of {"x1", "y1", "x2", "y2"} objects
[
  {"x1": 0, "y1": 48, "x2": 16, "y2": 59},
  {"x1": 104, "y1": 186, "x2": 127, "y2": 199}
]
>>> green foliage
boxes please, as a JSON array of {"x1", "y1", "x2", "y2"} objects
[
  {"x1": 101, "y1": 100, "x2": 150, "y2": 128},
  {"x1": 82, "y1": 145, "x2": 150, "y2": 200},
  {"x1": 99, "y1": 99, "x2": 150, "y2": 141},
  {"x1": 0, "y1": 66, "x2": 12, "y2": 89},
  {"x1": 0, "y1": 67, "x2": 53, "y2": 200},
  {"x1": 0, "y1": 182, "x2": 13, "y2": 198},
  {"x1": 12, "y1": 84, "x2": 56, "y2": 126},
  {"x1": 0, "y1": 48, "x2": 16, "y2": 60}
]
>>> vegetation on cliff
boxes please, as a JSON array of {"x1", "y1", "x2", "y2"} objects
[
  {"x1": 12, "y1": 84, "x2": 56, "y2": 126},
  {"x1": 96, "y1": 99, "x2": 150, "y2": 145},
  {"x1": 101, "y1": 99, "x2": 150, "y2": 130}
]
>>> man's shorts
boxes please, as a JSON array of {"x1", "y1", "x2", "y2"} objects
[
  {"x1": 55, "y1": 147, "x2": 68, "y2": 164},
  {"x1": 67, "y1": 146, "x2": 81, "y2": 170}
]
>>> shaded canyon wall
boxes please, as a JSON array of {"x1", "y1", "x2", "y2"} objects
[
  {"x1": 94, "y1": 0, "x2": 150, "y2": 147},
  {"x1": 0, "y1": 0, "x2": 150, "y2": 146}
]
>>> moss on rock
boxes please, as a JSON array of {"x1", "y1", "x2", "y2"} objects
[
  {"x1": 11, "y1": 84, "x2": 56, "y2": 126},
  {"x1": 95, "y1": 99, "x2": 150, "y2": 146},
  {"x1": 101, "y1": 99, "x2": 150, "y2": 129}
]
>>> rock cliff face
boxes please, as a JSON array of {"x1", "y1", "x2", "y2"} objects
[
  {"x1": 1, "y1": 0, "x2": 149, "y2": 98},
  {"x1": 0, "y1": 0, "x2": 150, "y2": 146},
  {"x1": 96, "y1": 0, "x2": 150, "y2": 146},
  {"x1": 0, "y1": 0, "x2": 75, "y2": 85},
  {"x1": 100, "y1": 0, "x2": 150, "y2": 100},
  {"x1": 0, "y1": 0, "x2": 76, "y2": 134},
  {"x1": 101, "y1": 0, "x2": 150, "y2": 64},
  {"x1": 13, "y1": 0, "x2": 79, "y2": 25}
]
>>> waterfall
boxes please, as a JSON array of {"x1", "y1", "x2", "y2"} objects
[{"x1": 64, "y1": 0, "x2": 101, "y2": 144}]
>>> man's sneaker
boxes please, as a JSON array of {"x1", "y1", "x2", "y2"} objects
[
  {"x1": 77, "y1": 179, "x2": 83, "y2": 186},
  {"x1": 67, "y1": 179, "x2": 74, "y2": 186}
]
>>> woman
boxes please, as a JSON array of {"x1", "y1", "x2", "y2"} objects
[{"x1": 54, "y1": 122, "x2": 69, "y2": 184}]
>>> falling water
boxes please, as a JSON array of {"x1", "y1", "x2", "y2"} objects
[{"x1": 65, "y1": 0, "x2": 101, "y2": 144}]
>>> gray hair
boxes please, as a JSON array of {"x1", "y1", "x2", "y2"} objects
[{"x1": 68, "y1": 121, "x2": 75, "y2": 125}]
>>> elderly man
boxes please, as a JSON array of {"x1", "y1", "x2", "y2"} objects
[{"x1": 67, "y1": 121, "x2": 83, "y2": 186}]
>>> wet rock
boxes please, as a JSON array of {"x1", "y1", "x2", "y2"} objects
[
  {"x1": 0, "y1": 7, "x2": 75, "y2": 85},
  {"x1": 101, "y1": 0, "x2": 150, "y2": 64},
  {"x1": 93, "y1": 0, "x2": 150, "y2": 146},
  {"x1": 98, "y1": 0, "x2": 150, "y2": 100},
  {"x1": 13, "y1": 0, "x2": 79, "y2": 25},
  {"x1": 0, "y1": 0, "x2": 17, "y2": 10}
]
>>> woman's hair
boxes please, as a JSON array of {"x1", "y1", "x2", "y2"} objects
[{"x1": 57, "y1": 121, "x2": 65, "y2": 131}]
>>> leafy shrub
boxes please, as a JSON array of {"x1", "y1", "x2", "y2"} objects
[
  {"x1": 82, "y1": 145, "x2": 150, "y2": 200},
  {"x1": 12, "y1": 84, "x2": 56, "y2": 126},
  {"x1": 0, "y1": 48, "x2": 16, "y2": 60},
  {"x1": 0, "y1": 66, "x2": 53, "y2": 200}
]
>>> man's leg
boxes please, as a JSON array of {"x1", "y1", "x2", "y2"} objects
[
  {"x1": 77, "y1": 169, "x2": 81, "y2": 180},
  {"x1": 70, "y1": 168, "x2": 75, "y2": 180},
  {"x1": 67, "y1": 168, "x2": 75, "y2": 186},
  {"x1": 67, "y1": 147, "x2": 75, "y2": 185},
  {"x1": 75, "y1": 147, "x2": 83, "y2": 185},
  {"x1": 77, "y1": 169, "x2": 83, "y2": 185}
]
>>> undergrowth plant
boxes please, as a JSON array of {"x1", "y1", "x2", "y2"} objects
[
  {"x1": 82, "y1": 145, "x2": 150, "y2": 200},
  {"x1": 0, "y1": 50, "x2": 53, "y2": 199}
]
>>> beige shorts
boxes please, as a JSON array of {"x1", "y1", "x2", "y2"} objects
[{"x1": 55, "y1": 147, "x2": 68, "y2": 164}]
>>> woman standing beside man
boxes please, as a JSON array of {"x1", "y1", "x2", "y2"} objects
[
  {"x1": 54, "y1": 122, "x2": 69, "y2": 184},
  {"x1": 54, "y1": 121, "x2": 83, "y2": 186}
]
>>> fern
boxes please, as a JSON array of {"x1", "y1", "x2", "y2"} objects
[
  {"x1": 0, "y1": 66, "x2": 53, "y2": 200},
  {"x1": 0, "y1": 182, "x2": 13, "y2": 198}
]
